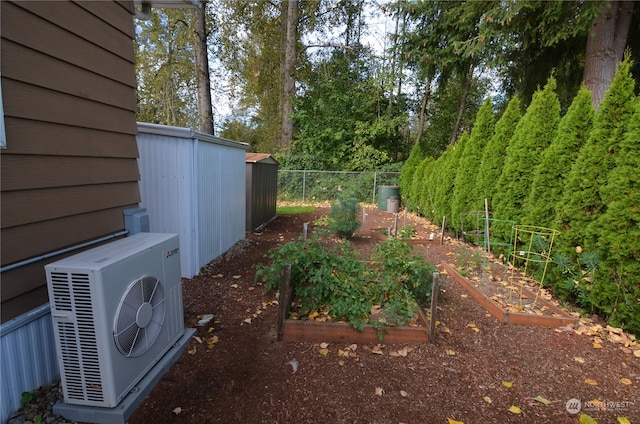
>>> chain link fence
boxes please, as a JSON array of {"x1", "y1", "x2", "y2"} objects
[{"x1": 277, "y1": 170, "x2": 400, "y2": 204}]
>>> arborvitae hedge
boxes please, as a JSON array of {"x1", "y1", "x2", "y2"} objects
[
  {"x1": 493, "y1": 78, "x2": 560, "y2": 239},
  {"x1": 451, "y1": 98, "x2": 495, "y2": 233},
  {"x1": 555, "y1": 59, "x2": 636, "y2": 256},
  {"x1": 523, "y1": 86, "x2": 594, "y2": 230},
  {"x1": 431, "y1": 134, "x2": 467, "y2": 229},
  {"x1": 409, "y1": 156, "x2": 433, "y2": 216},
  {"x1": 474, "y1": 97, "x2": 522, "y2": 211},
  {"x1": 586, "y1": 98, "x2": 640, "y2": 334}
]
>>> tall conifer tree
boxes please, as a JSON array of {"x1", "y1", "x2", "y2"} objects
[
  {"x1": 493, "y1": 78, "x2": 560, "y2": 235},
  {"x1": 523, "y1": 87, "x2": 594, "y2": 229}
]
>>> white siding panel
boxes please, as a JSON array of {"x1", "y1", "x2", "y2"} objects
[
  {"x1": 0, "y1": 305, "x2": 59, "y2": 424},
  {"x1": 137, "y1": 123, "x2": 249, "y2": 278}
]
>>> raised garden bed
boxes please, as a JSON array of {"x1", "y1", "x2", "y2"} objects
[
  {"x1": 276, "y1": 264, "x2": 433, "y2": 344},
  {"x1": 440, "y1": 261, "x2": 578, "y2": 328}
]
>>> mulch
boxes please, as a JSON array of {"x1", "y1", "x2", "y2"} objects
[{"x1": 13, "y1": 205, "x2": 636, "y2": 424}]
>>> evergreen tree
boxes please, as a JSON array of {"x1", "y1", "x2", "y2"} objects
[
  {"x1": 523, "y1": 87, "x2": 594, "y2": 229},
  {"x1": 474, "y1": 97, "x2": 522, "y2": 212},
  {"x1": 493, "y1": 78, "x2": 561, "y2": 237},
  {"x1": 555, "y1": 58, "x2": 636, "y2": 255},
  {"x1": 587, "y1": 98, "x2": 640, "y2": 334},
  {"x1": 408, "y1": 156, "x2": 434, "y2": 216},
  {"x1": 451, "y1": 98, "x2": 495, "y2": 232},
  {"x1": 431, "y1": 133, "x2": 468, "y2": 230}
]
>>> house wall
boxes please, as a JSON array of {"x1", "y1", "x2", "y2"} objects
[
  {"x1": 0, "y1": 0, "x2": 140, "y2": 323},
  {"x1": 137, "y1": 123, "x2": 250, "y2": 278}
]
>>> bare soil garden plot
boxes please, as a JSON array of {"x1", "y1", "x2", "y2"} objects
[{"x1": 126, "y1": 206, "x2": 640, "y2": 424}]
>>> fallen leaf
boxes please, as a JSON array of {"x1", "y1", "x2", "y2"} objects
[
  {"x1": 319, "y1": 342, "x2": 329, "y2": 349},
  {"x1": 230, "y1": 284, "x2": 239, "y2": 288},
  {"x1": 446, "y1": 349, "x2": 456, "y2": 356},
  {"x1": 371, "y1": 345, "x2": 384, "y2": 355},
  {"x1": 574, "y1": 356, "x2": 585, "y2": 363},
  {"x1": 584, "y1": 378, "x2": 598, "y2": 386},
  {"x1": 188, "y1": 345, "x2": 196, "y2": 355},
  {"x1": 619, "y1": 377, "x2": 631, "y2": 385},
  {"x1": 633, "y1": 350, "x2": 640, "y2": 358},
  {"x1": 172, "y1": 407, "x2": 182, "y2": 415},
  {"x1": 618, "y1": 417, "x2": 631, "y2": 424},
  {"x1": 193, "y1": 336, "x2": 203, "y2": 344},
  {"x1": 232, "y1": 275, "x2": 241, "y2": 279},
  {"x1": 243, "y1": 318, "x2": 252, "y2": 324},
  {"x1": 579, "y1": 414, "x2": 598, "y2": 424},
  {"x1": 375, "y1": 387, "x2": 384, "y2": 396},
  {"x1": 483, "y1": 396, "x2": 492, "y2": 404},
  {"x1": 508, "y1": 405, "x2": 521, "y2": 414},
  {"x1": 349, "y1": 343, "x2": 358, "y2": 351},
  {"x1": 400, "y1": 390, "x2": 408, "y2": 397},
  {"x1": 593, "y1": 342, "x2": 603, "y2": 349},
  {"x1": 502, "y1": 381, "x2": 513, "y2": 388},
  {"x1": 319, "y1": 348, "x2": 329, "y2": 356},
  {"x1": 466, "y1": 323, "x2": 476, "y2": 328},
  {"x1": 447, "y1": 418, "x2": 464, "y2": 424},
  {"x1": 532, "y1": 395, "x2": 551, "y2": 406}
]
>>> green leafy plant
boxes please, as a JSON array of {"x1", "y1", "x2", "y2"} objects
[
  {"x1": 254, "y1": 234, "x2": 435, "y2": 338},
  {"x1": 327, "y1": 195, "x2": 361, "y2": 239},
  {"x1": 553, "y1": 251, "x2": 599, "y2": 310}
]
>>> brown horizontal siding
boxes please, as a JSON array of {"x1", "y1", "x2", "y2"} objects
[
  {"x1": 1, "y1": 155, "x2": 140, "y2": 191},
  {"x1": 2, "y1": 40, "x2": 135, "y2": 109},
  {"x1": 2, "y1": 182, "x2": 141, "y2": 228},
  {"x1": 1, "y1": 285, "x2": 50, "y2": 324},
  {"x1": 2, "y1": 1, "x2": 136, "y2": 87},
  {"x1": 1, "y1": 207, "x2": 136, "y2": 289},
  {"x1": 78, "y1": 1, "x2": 136, "y2": 38},
  {"x1": 0, "y1": 0, "x2": 139, "y2": 323},
  {"x1": 3, "y1": 118, "x2": 139, "y2": 157},
  {"x1": 15, "y1": 1, "x2": 136, "y2": 63},
  {"x1": 3, "y1": 79, "x2": 137, "y2": 134}
]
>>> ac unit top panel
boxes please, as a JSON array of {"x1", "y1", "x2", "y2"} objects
[{"x1": 46, "y1": 233, "x2": 179, "y2": 272}]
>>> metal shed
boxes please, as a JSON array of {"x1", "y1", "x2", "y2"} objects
[
  {"x1": 246, "y1": 153, "x2": 279, "y2": 231},
  {"x1": 137, "y1": 123, "x2": 250, "y2": 278}
]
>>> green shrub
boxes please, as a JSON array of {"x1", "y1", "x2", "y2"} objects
[
  {"x1": 493, "y1": 78, "x2": 560, "y2": 238},
  {"x1": 254, "y1": 234, "x2": 435, "y2": 337},
  {"x1": 327, "y1": 195, "x2": 361, "y2": 238}
]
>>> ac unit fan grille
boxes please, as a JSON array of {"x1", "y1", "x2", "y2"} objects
[{"x1": 114, "y1": 276, "x2": 166, "y2": 358}]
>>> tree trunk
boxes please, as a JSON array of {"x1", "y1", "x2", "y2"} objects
[
  {"x1": 416, "y1": 83, "x2": 430, "y2": 146},
  {"x1": 280, "y1": 0, "x2": 298, "y2": 150},
  {"x1": 583, "y1": 1, "x2": 634, "y2": 110},
  {"x1": 449, "y1": 72, "x2": 471, "y2": 145},
  {"x1": 192, "y1": 1, "x2": 214, "y2": 135}
]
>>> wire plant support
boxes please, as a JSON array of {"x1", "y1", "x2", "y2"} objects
[{"x1": 508, "y1": 225, "x2": 559, "y2": 309}]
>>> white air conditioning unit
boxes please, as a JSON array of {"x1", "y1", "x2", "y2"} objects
[{"x1": 45, "y1": 233, "x2": 184, "y2": 408}]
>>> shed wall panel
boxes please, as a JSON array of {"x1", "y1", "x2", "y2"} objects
[
  {"x1": 137, "y1": 124, "x2": 249, "y2": 278},
  {"x1": 137, "y1": 134, "x2": 196, "y2": 278},
  {"x1": 0, "y1": 307, "x2": 59, "y2": 422}
]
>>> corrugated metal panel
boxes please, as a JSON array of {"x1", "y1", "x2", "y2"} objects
[
  {"x1": 0, "y1": 305, "x2": 59, "y2": 424},
  {"x1": 137, "y1": 123, "x2": 249, "y2": 278}
]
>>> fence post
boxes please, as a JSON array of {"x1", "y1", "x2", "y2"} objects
[
  {"x1": 302, "y1": 170, "x2": 306, "y2": 202},
  {"x1": 372, "y1": 172, "x2": 377, "y2": 204}
]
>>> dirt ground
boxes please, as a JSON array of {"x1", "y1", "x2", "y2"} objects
[{"x1": 128, "y1": 205, "x2": 640, "y2": 424}]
